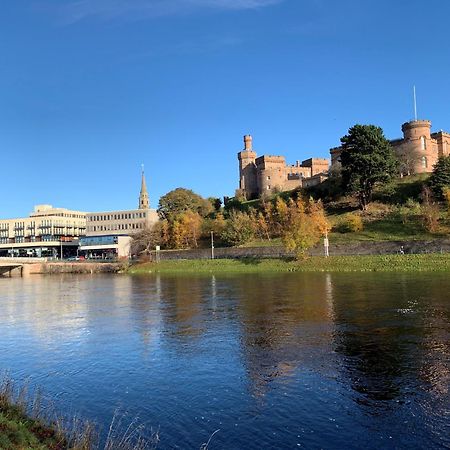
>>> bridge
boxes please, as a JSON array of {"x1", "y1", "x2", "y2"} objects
[{"x1": 0, "y1": 257, "x2": 47, "y2": 277}]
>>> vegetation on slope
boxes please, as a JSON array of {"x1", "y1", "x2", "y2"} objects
[{"x1": 129, "y1": 254, "x2": 450, "y2": 274}]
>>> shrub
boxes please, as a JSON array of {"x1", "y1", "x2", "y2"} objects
[
  {"x1": 334, "y1": 213, "x2": 364, "y2": 233},
  {"x1": 421, "y1": 203, "x2": 440, "y2": 233}
]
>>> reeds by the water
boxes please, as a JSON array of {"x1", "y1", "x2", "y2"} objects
[{"x1": 0, "y1": 372, "x2": 158, "y2": 450}]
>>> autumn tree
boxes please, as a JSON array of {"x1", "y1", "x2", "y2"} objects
[
  {"x1": 158, "y1": 188, "x2": 213, "y2": 220},
  {"x1": 340, "y1": 124, "x2": 398, "y2": 210},
  {"x1": 281, "y1": 197, "x2": 330, "y2": 258},
  {"x1": 170, "y1": 211, "x2": 203, "y2": 249},
  {"x1": 221, "y1": 210, "x2": 255, "y2": 246}
]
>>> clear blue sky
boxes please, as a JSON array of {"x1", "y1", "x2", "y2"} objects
[{"x1": 1, "y1": 0, "x2": 450, "y2": 217}]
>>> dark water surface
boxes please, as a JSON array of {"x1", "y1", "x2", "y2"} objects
[{"x1": 0, "y1": 273, "x2": 449, "y2": 449}]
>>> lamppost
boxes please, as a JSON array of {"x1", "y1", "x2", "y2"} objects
[
  {"x1": 210, "y1": 231, "x2": 215, "y2": 260},
  {"x1": 324, "y1": 231, "x2": 329, "y2": 258}
]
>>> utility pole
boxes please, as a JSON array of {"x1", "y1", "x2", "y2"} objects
[
  {"x1": 324, "y1": 231, "x2": 329, "y2": 258},
  {"x1": 210, "y1": 231, "x2": 215, "y2": 260}
]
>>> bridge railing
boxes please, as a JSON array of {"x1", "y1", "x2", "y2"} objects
[{"x1": 0, "y1": 257, "x2": 48, "y2": 263}]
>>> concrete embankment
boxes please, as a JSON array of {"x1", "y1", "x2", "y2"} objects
[{"x1": 21, "y1": 262, "x2": 123, "y2": 275}]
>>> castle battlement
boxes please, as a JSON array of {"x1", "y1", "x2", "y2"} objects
[
  {"x1": 237, "y1": 135, "x2": 330, "y2": 200},
  {"x1": 330, "y1": 119, "x2": 450, "y2": 176}
]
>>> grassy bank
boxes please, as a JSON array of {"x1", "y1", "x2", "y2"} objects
[
  {"x1": 0, "y1": 403, "x2": 67, "y2": 449},
  {"x1": 0, "y1": 375, "x2": 156, "y2": 450},
  {"x1": 129, "y1": 253, "x2": 450, "y2": 274},
  {"x1": 0, "y1": 377, "x2": 75, "y2": 450}
]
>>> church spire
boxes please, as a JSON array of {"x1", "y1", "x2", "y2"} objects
[{"x1": 139, "y1": 164, "x2": 150, "y2": 210}]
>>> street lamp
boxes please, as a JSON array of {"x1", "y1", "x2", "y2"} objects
[{"x1": 210, "y1": 231, "x2": 215, "y2": 260}]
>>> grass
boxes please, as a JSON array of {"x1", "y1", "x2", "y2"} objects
[
  {"x1": 0, "y1": 374, "x2": 157, "y2": 450},
  {"x1": 0, "y1": 376, "x2": 73, "y2": 450},
  {"x1": 129, "y1": 253, "x2": 450, "y2": 274}
]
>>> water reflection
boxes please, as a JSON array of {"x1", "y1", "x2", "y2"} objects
[{"x1": 0, "y1": 272, "x2": 449, "y2": 449}]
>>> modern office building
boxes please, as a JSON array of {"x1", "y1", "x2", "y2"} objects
[
  {"x1": 0, "y1": 204, "x2": 86, "y2": 257},
  {"x1": 79, "y1": 170, "x2": 159, "y2": 259}
]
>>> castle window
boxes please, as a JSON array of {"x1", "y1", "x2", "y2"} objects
[
  {"x1": 420, "y1": 136, "x2": 426, "y2": 150},
  {"x1": 421, "y1": 156, "x2": 428, "y2": 169},
  {"x1": 267, "y1": 185, "x2": 271, "y2": 190},
  {"x1": 267, "y1": 176, "x2": 271, "y2": 180}
]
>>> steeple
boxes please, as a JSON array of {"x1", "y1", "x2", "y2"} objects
[{"x1": 139, "y1": 165, "x2": 150, "y2": 210}]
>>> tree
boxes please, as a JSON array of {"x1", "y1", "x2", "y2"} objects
[
  {"x1": 428, "y1": 156, "x2": 450, "y2": 200},
  {"x1": 221, "y1": 211, "x2": 255, "y2": 246},
  {"x1": 340, "y1": 124, "x2": 398, "y2": 210},
  {"x1": 158, "y1": 188, "x2": 213, "y2": 220},
  {"x1": 208, "y1": 197, "x2": 223, "y2": 212},
  {"x1": 130, "y1": 223, "x2": 163, "y2": 258},
  {"x1": 281, "y1": 197, "x2": 330, "y2": 258}
]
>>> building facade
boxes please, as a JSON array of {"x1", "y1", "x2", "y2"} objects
[
  {"x1": 80, "y1": 171, "x2": 159, "y2": 259},
  {"x1": 330, "y1": 119, "x2": 450, "y2": 175},
  {"x1": 0, "y1": 204, "x2": 86, "y2": 257},
  {"x1": 237, "y1": 135, "x2": 329, "y2": 199}
]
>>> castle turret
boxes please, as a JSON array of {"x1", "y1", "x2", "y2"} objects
[
  {"x1": 244, "y1": 134, "x2": 253, "y2": 151},
  {"x1": 401, "y1": 120, "x2": 435, "y2": 173},
  {"x1": 237, "y1": 135, "x2": 258, "y2": 199},
  {"x1": 139, "y1": 168, "x2": 150, "y2": 209}
]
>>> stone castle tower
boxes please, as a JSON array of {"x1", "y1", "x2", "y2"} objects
[
  {"x1": 138, "y1": 168, "x2": 150, "y2": 209},
  {"x1": 330, "y1": 118, "x2": 450, "y2": 176},
  {"x1": 399, "y1": 120, "x2": 436, "y2": 174},
  {"x1": 237, "y1": 135, "x2": 258, "y2": 199},
  {"x1": 237, "y1": 135, "x2": 330, "y2": 200}
]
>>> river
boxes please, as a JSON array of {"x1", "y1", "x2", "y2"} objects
[{"x1": 0, "y1": 273, "x2": 449, "y2": 449}]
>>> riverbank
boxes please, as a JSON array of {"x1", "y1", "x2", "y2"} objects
[
  {"x1": 129, "y1": 253, "x2": 450, "y2": 274},
  {"x1": 0, "y1": 375, "x2": 156, "y2": 449},
  {"x1": 0, "y1": 377, "x2": 72, "y2": 449}
]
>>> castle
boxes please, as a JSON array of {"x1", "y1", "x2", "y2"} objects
[
  {"x1": 236, "y1": 135, "x2": 329, "y2": 200},
  {"x1": 237, "y1": 118, "x2": 450, "y2": 200},
  {"x1": 330, "y1": 119, "x2": 450, "y2": 175}
]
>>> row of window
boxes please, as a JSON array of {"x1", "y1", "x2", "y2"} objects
[
  {"x1": 89, "y1": 212, "x2": 147, "y2": 222},
  {"x1": 419, "y1": 137, "x2": 449, "y2": 153},
  {"x1": 88, "y1": 222, "x2": 145, "y2": 232},
  {"x1": 0, "y1": 235, "x2": 63, "y2": 244}
]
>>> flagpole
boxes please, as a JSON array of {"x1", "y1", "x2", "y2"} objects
[{"x1": 413, "y1": 85, "x2": 418, "y2": 121}]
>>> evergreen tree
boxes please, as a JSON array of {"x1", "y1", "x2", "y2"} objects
[
  {"x1": 428, "y1": 156, "x2": 450, "y2": 200},
  {"x1": 340, "y1": 124, "x2": 398, "y2": 210}
]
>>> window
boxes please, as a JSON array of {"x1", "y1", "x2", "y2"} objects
[
  {"x1": 421, "y1": 156, "x2": 428, "y2": 169},
  {"x1": 267, "y1": 176, "x2": 271, "y2": 180},
  {"x1": 267, "y1": 185, "x2": 271, "y2": 190},
  {"x1": 420, "y1": 136, "x2": 426, "y2": 150}
]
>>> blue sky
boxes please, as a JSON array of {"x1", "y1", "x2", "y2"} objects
[{"x1": 1, "y1": 0, "x2": 450, "y2": 217}]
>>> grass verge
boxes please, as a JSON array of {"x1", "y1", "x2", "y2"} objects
[
  {"x1": 129, "y1": 253, "x2": 450, "y2": 274},
  {"x1": 0, "y1": 374, "x2": 157, "y2": 450}
]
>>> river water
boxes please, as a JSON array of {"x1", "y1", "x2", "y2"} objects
[{"x1": 0, "y1": 273, "x2": 449, "y2": 449}]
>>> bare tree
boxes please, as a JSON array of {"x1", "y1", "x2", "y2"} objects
[{"x1": 130, "y1": 224, "x2": 162, "y2": 259}]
